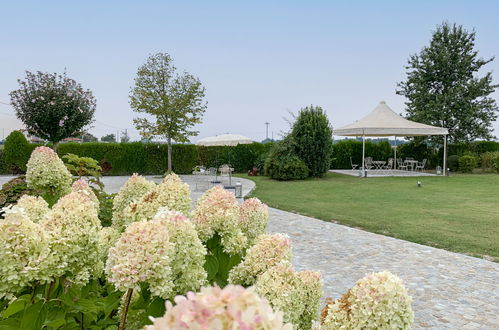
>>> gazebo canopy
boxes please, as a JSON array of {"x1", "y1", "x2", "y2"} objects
[
  {"x1": 333, "y1": 101, "x2": 448, "y2": 137},
  {"x1": 196, "y1": 134, "x2": 253, "y2": 146}
]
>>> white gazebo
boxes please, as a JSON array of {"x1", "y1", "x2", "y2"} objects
[{"x1": 333, "y1": 101, "x2": 449, "y2": 176}]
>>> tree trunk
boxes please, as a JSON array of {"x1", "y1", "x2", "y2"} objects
[
  {"x1": 52, "y1": 141, "x2": 59, "y2": 151},
  {"x1": 167, "y1": 137, "x2": 172, "y2": 173}
]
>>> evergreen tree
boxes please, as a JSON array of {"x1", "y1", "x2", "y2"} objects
[{"x1": 397, "y1": 23, "x2": 498, "y2": 143}]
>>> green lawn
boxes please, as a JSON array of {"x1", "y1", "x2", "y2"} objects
[{"x1": 239, "y1": 173, "x2": 499, "y2": 261}]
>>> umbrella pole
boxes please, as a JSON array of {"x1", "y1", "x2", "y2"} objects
[
  {"x1": 362, "y1": 133, "x2": 366, "y2": 177},
  {"x1": 443, "y1": 135, "x2": 447, "y2": 176},
  {"x1": 394, "y1": 136, "x2": 397, "y2": 170}
]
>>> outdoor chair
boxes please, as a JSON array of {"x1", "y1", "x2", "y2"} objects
[
  {"x1": 397, "y1": 158, "x2": 408, "y2": 170},
  {"x1": 219, "y1": 164, "x2": 234, "y2": 183},
  {"x1": 415, "y1": 159, "x2": 427, "y2": 171},
  {"x1": 350, "y1": 157, "x2": 359, "y2": 170},
  {"x1": 364, "y1": 157, "x2": 373, "y2": 170},
  {"x1": 192, "y1": 165, "x2": 206, "y2": 175},
  {"x1": 384, "y1": 158, "x2": 394, "y2": 170}
]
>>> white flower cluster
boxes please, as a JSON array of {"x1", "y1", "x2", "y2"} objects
[
  {"x1": 41, "y1": 191, "x2": 103, "y2": 285},
  {"x1": 145, "y1": 285, "x2": 293, "y2": 330},
  {"x1": 229, "y1": 233, "x2": 291, "y2": 286},
  {"x1": 151, "y1": 208, "x2": 207, "y2": 298},
  {"x1": 0, "y1": 208, "x2": 54, "y2": 299},
  {"x1": 71, "y1": 179, "x2": 99, "y2": 210},
  {"x1": 15, "y1": 194, "x2": 50, "y2": 223},
  {"x1": 192, "y1": 185, "x2": 247, "y2": 254},
  {"x1": 239, "y1": 197, "x2": 269, "y2": 245},
  {"x1": 321, "y1": 271, "x2": 414, "y2": 330},
  {"x1": 105, "y1": 219, "x2": 175, "y2": 298},
  {"x1": 26, "y1": 146, "x2": 72, "y2": 196},
  {"x1": 120, "y1": 173, "x2": 191, "y2": 231},
  {"x1": 112, "y1": 174, "x2": 156, "y2": 232},
  {"x1": 256, "y1": 262, "x2": 323, "y2": 330}
]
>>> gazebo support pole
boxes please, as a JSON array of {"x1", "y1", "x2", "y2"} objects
[
  {"x1": 394, "y1": 136, "x2": 397, "y2": 170},
  {"x1": 443, "y1": 135, "x2": 447, "y2": 176},
  {"x1": 362, "y1": 133, "x2": 366, "y2": 177}
]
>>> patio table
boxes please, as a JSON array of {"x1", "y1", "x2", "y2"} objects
[
  {"x1": 405, "y1": 160, "x2": 418, "y2": 171},
  {"x1": 371, "y1": 161, "x2": 386, "y2": 174}
]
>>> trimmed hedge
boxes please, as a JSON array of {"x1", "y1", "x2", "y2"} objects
[
  {"x1": 53, "y1": 142, "x2": 271, "y2": 175},
  {"x1": 330, "y1": 140, "x2": 393, "y2": 169},
  {"x1": 3, "y1": 131, "x2": 36, "y2": 174},
  {"x1": 0, "y1": 149, "x2": 8, "y2": 174},
  {"x1": 447, "y1": 141, "x2": 499, "y2": 156}
]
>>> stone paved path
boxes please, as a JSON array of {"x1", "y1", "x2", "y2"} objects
[{"x1": 268, "y1": 208, "x2": 499, "y2": 329}]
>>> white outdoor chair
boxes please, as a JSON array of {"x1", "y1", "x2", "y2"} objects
[
  {"x1": 219, "y1": 164, "x2": 234, "y2": 184},
  {"x1": 384, "y1": 158, "x2": 394, "y2": 170},
  {"x1": 350, "y1": 157, "x2": 359, "y2": 170},
  {"x1": 415, "y1": 159, "x2": 427, "y2": 172},
  {"x1": 397, "y1": 158, "x2": 408, "y2": 170},
  {"x1": 364, "y1": 157, "x2": 373, "y2": 170}
]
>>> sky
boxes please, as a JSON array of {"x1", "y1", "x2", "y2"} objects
[{"x1": 1, "y1": 0, "x2": 499, "y2": 142}]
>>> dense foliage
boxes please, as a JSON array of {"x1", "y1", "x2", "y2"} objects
[
  {"x1": 458, "y1": 155, "x2": 478, "y2": 173},
  {"x1": 3, "y1": 131, "x2": 34, "y2": 174},
  {"x1": 9, "y1": 71, "x2": 96, "y2": 147},
  {"x1": 291, "y1": 105, "x2": 333, "y2": 177},
  {"x1": 397, "y1": 23, "x2": 499, "y2": 143},
  {"x1": 130, "y1": 52, "x2": 207, "y2": 171},
  {"x1": 0, "y1": 176, "x2": 36, "y2": 219},
  {"x1": 264, "y1": 138, "x2": 309, "y2": 180}
]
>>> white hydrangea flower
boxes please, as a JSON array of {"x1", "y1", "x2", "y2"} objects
[
  {"x1": 15, "y1": 194, "x2": 50, "y2": 223},
  {"x1": 0, "y1": 210, "x2": 54, "y2": 299},
  {"x1": 239, "y1": 198, "x2": 269, "y2": 245},
  {"x1": 112, "y1": 174, "x2": 156, "y2": 232},
  {"x1": 71, "y1": 179, "x2": 99, "y2": 210},
  {"x1": 229, "y1": 233, "x2": 291, "y2": 286},
  {"x1": 321, "y1": 271, "x2": 414, "y2": 330},
  {"x1": 152, "y1": 208, "x2": 207, "y2": 298},
  {"x1": 119, "y1": 173, "x2": 191, "y2": 231},
  {"x1": 41, "y1": 191, "x2": 102, "y2": 286},
  {"x1": 105, "y1": 219, "x2": 175, "y2": 299},
  {"x1": 192, "y1": 185, "x2": 247, "y2": 254},
  {"x1": 256, "y1": 263, "x2": 323, "y2": 329},
  {"x1": 26, "y1": 146, "x2": 72, "y2": 196}
]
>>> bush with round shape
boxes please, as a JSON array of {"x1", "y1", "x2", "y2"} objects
[
  {"x1": 458, "y1": 155, "x2": 477, "y2": 173},
  {"x1": 321, "y1": 271, "x2": 413, "y2": 330},
  {"x1": 144, "y1": 285, "x2": 293, "y2": 330},
  {"x1": 447, "y1": 154, "x2": 460, "y2": 172},
  {"x1": 3, "y1": 131, "x2": 33, "y2": 174}
]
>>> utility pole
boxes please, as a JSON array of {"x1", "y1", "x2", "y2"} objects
[{"x1": 264, "y1": 122, "x2": 270, "y2": 140}]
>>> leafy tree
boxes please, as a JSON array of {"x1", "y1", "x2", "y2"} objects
[
  {"x1": 4, "y1": 131, "x2": 32, "y2": 174},
  {"x1": 290, "y1": 105, "x2": 333, "y2": 177},
  {"x1": 130, "y1": 52, "x2": 207, "y2": 171},
  {"x1": 82, "y1": 132, "x2": 98, "y2": 142},
  {"x1": 101, "y1": 134, "x2": 116, "y2": 142},
  {"x1": 120, "y1": 130, "x2": 130, "y2": 143},
  {"x1": 9, "y1": 71, "x2": 96, "y2": 149},
  {"x1": 397, "y1": 23, "x2": 499, "y2": 143}
]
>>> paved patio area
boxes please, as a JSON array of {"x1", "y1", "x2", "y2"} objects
[{"x1": 330, "y1": 169, "x2": 437, "y2": 177}]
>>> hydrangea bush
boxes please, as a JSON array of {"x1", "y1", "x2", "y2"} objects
[
  {"x1": 145, "y1": 285, "x2": 293, "y2": 330},
  {"x1": 25, "y1": 146, "x2": 72, "y2": 199},
  {"x1": 71, "y1": 178, "x2": 99, "y2": 210},
  {"x1": 239, "y1": 197, "x2": 269, "y2": 245},
  {"x1": 321, "y1": 271, "x2": 414, "y2": 329}
]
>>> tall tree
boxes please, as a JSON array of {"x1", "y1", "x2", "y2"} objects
[
  {"x1": 101, "y1": 134, "x2": 116, "y2": 142},
  {"x1": 291, "y1": 105, "x2": 333, "y2": 177},
  {"x1": 129, "y1": 53, "x2": 207, "y2": 172},
  {"x1": 397, "y1": 23, "x2": 498, "y2": 143},
  {"x1": 10, "y1": 71, "x2": 96, "y2": 149}
]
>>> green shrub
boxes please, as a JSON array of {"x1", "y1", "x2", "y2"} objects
[
  {"x1": 447, "y1": 155, "x2": 460, "y2": 172},
  {"x1": 0, "y1": 149, "x2": 7, "y2": 174},
  {"x1": 480, "y1": 152, "x2": 496, "y2": 170},
  {"x1": 290, "y1": 105, "x2": 333, "y2": 177},
  {"x1": 4, "y1": 131, "x2": 33, "y2": 174},
  {"x1": 264, "y1": 155, "x2": 309, "y2": 180},
  {"x1": 491, "y1": 152, "x2": 499, "y2": 172},
  {"x1": 0, "y1": 176, "x2": 37, "y2": 219},
  {"x1": 458, "y1": 155, "x2": 477, "y2": 173}
]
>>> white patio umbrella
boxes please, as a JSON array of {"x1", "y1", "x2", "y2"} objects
[
  {"x1": 196, "y1": 134, "x2": 253, "y2": 184},
  {"x1": 333, "y1": 101, "x2": 449, "y2": 176}
]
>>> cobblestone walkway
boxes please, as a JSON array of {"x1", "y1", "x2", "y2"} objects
[{"x1": 268, "y1": 208, "x2": 499, "y2": 329}]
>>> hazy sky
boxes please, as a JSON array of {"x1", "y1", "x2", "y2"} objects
[{"x1": 1, "y1": 0, "x2": 498, "y2": 142}]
